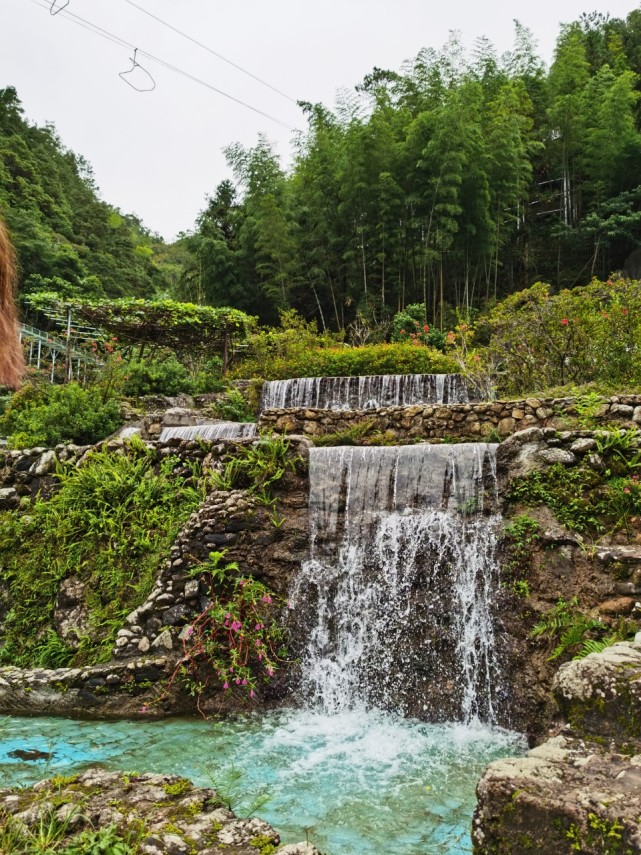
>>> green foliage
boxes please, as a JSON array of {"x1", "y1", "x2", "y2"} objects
[
  {"x1": 212, "y1": 437, "x2": 300, "y2": 505},
  {"x1": 173, "y1": 551, "x2": 287, "y2": 702},
  {"x1": 162, "y1": 779, "x2": 192, "y2": 797},
  {"x1": 0, "y1": 382, "x2": 122, "y2": 447},
  {"x1": 509, "y1": 432, "x2": 641, "y2": 536},
  {"x1": 0, "y1": 441, "x2": 205, "y2": 667},
  {"x1": 486, "y1": 279, "x2": 641, "y2": 396},
  {"x1": 509, "y1": 464, "x2": 604, "y2": 534},
  {"x1": 390, "y1": 304, "x2": 447, "y2": 350},
  {"x1": 60, "y1": 826, "x2": 136, "y2": 855},
  {"x1": 313, "y1": 420, "x2": 397, "y2": 447},
  {"x1": 27, "y1": 294, "x2": 252, "y2": 360},
  {"x1": 210, "y1": 388, "x2": 255, "y2": 422},
  {"x1": 235, "y1": 340, "x2": 457, "y2": 381},
  {"x1": 531, "y1": 597, "x2": 635, "y2": 660},
  {"x1": 120, "y1": 356, "x2": 192, "y2": 397},
  {"x1": 503, "y1": 514, "x2": 541, "y2": 583}
]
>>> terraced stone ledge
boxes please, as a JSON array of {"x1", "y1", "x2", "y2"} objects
[
  {"x1": 0, "y1": 657, "x2": 176, "y2": 718},
  {"x1": 259, "y1": 394, "x2": 641, "y2": 442}
]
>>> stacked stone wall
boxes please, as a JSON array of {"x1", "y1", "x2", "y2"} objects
[{"x1": 259, "y1": 394, "x2": 641, "y2": 441}]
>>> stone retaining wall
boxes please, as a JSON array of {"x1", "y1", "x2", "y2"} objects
[
  {"x1": 259, "y1": 394, "x2": 641, "y2": 441},
  {"x1": 0, "y1": 656, "x2": 175, "y2": 718}
]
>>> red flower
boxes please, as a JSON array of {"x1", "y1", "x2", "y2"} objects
[
  {"x1": 423, "y1": 325, "x2": 429, "y2": 332},
  {"x1": 561, "y1": 318, "x2": 569, "y2": 326}
]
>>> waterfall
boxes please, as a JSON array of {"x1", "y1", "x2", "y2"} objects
[
  {"x1": 260, "y1": 374, "x2": 468, "y2": 411},
  {"x1": 158, "y1": 422, "x2": 258, "y2": 442},
  {"x1": 292, "y1": 444, "x2": 502, "y2": 724}
]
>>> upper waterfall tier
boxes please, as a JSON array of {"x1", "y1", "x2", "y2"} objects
[
  {"x1": 292, "y1": 443, "x2": 502, "y2": 723},
  {"x1": 158, "y1": 422, "x2": 257, "y2": 442},
  {"x1": 260, "y1": 374, "x2": 468, "y2": 411}
]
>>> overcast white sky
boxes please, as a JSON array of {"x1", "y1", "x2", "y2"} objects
[{"x1": 2, "y1": 0, "x2": 641, "y2": 240}]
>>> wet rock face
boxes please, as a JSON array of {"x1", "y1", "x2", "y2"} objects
[
  {"x1": 473, "y1": 735, "x2": 641, "y2": 854},
  {"x1": 0, "y1": 768, "x2": 322, "y2": 855},
  {"x1": 554, "y1": 637, "x2": 641, "y2": 745}
]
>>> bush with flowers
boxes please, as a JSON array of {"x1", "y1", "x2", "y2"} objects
[
  {"x1": 390, "y1": 304, "x2": 447, "y2": 351},
  {"x1": 480, "y1": 278, "x2": 641, "y2": 396},
  {"x1": 171, "y1": 551, "x2": 287, "y2": 708}
]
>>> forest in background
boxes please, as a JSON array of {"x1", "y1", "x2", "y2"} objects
[{"x1": 3, "y1": 10, "x2": 641, "y2": 332}]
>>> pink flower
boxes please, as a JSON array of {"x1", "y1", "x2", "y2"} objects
[
  {"x1": 223, "y1": 682, "x2": 229, "y2": 690},
  {"x1": 250, "y1": 690, "x2": 255, "y2": 698},
  {"x1": 242, "y1": 678, "x2": 248, "y2": 685},
  {"x1": 235, "y1": 677, "x2": 241, "y2": 685},
  {"x1": 261, "y1": 595, "x2": 273, "y2": 604},
  {"x1": 139, "y1": 705, "x2": 149, "y2": 714}
]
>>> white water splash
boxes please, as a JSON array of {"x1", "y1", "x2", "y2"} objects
[
  {"x1": 293, "y1": 444, "x2": 502, "y2": 723},
  {"x1": 260, "y1": 374, "x2": 468, "y2": 411}
]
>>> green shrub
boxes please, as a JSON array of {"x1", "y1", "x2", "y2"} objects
[
  {"x1": 120, "y1": 356, "x2": 225, "y2": 397},
  {"x1": 210, "y1": 388, "x2": 255, "y2": 422},
  {"x1": 234, "y1": 341, "x2": 457, "y2": 380},
  {"x1": 0, "y1": 383, "x2": 122, "y2": 448},
  {"x1": 121, "y1": 357, "x2": 192, "y2": 397},
  {"x1": 0, "y1": 442, "x2": 206, "y2": 667},
  {"x1": 486, "y1": 278, "x2": 641, "y2": 396}
]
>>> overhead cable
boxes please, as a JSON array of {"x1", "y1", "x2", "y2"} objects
[
  {"x1": 124, "y1": 0, "x2": 297, "y2": 104},
  {"x1": 27, "y1": 0, "x2": 294, "y2": 129}
]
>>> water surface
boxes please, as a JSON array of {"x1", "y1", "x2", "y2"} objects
[{"x1": 0, "y1": 708, "x2": 524, "y2": 855}]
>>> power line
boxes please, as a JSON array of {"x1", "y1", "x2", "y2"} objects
[
  {"x1": 26, "y1": 0, "x2": 294, "y2": 129},
  {"x1": 124, "y1": 0, "x2": 297, "y2": 105}
]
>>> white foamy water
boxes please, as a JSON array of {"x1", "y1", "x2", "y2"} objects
[{"x1": 260, "y1": 373, "x2": 468, "y2": 411}]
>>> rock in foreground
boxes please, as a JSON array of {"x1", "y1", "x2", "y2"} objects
[
  {"x1": 0, "y1": 768, "x2": 321, "y2": 854},
  {"x1": 473, "y1": 638, "x2": 641, "y2": 854}
]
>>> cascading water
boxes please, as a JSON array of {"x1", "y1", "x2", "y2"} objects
[
  {"x1": 0, "y1": 439, "x2": 523, "y2": 854},
  {"x1": 291, "y1": 443, "x2": 503, "y2": 723},
  {"x1": 260, "y1": 373, "x2": 468, "y2": 411},
  {"x1": 158, "y1": 422, "x2": 258, "y2": 442}
]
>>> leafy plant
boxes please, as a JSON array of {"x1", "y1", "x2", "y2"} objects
[
  {"x1": 172, "y1": 551, "x2": 287, "y2": 708},
  {"x1": 503, "y1": 514, "x2": 541, "y2": 585},
  {"x1": 233, "y1": 340, "x2": 457, "y2": 381},
  {"x1": 0, "y1": 382, "x2": 122, "y2": 447},
  {"x1": 211, "y1": 437, "x2": 300, "y2": 505},
  {"x1": 210, "y1": 388, "x2": 255, "y2": 422},
  {"x1": 120, "y1": 356, "x2": 192, "y2": 397},
  {"x1": 0, "y1": 441, "x2": 205, "y2": 667},
  {"x1": 574, "y1": 392, "x2": 605, "y2": 428},
  {"x1": 531, "y1": 597, "x2": 634, "y2": 660}
]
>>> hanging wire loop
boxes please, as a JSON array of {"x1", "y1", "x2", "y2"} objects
[{"x1": 119, "y1": 47, "x2": 156, "y2": 92}]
